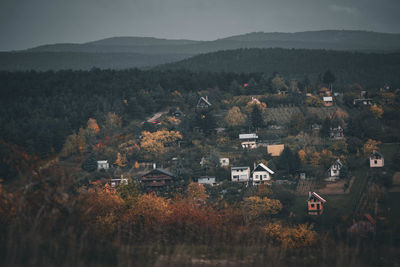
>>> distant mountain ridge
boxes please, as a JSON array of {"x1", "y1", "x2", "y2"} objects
[
  {"x1": 26, "y1": 30, "x2": 400, "y2": 54},
  {"x1": 1, "y1": 30, "x2": 400, "y2": 71}
]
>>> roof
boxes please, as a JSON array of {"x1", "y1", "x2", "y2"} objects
[
  {"x1": 231, "y1": 166, "x2": 250, "y2": 170},
  {"x1": 239, "y1": 133, "x2": 258, "y2": 139},
  {"x1": 308, "y1": 192, "x2": 326, "y2": 203},
  {"x1": 323, "y1": 96, "x2": 333, "y2": 102},
  {"x1": 197, "y1": 96, "x2": 211, "y2": 106},
  {"x1": 370, "y1": 151, "x2": 383, "y2": 158},
  {"x1": 143, "y1": 168, "x2": 176, "y2": 178},
  {"x1": 253, "y1": 163, "x2": 274, "y2": 174},
  {"x1": 267, "y1": 144, "x2": 285, "y2": 157},
  {"x1": 331, "y1": 159, "x2": 343, "y2": 168},
  {"x1": 364, "y1": 213, "x2": 376, "y2": 225},
  {"x1": 97, "y1": 160, "x2": 108, "y2": 163}
]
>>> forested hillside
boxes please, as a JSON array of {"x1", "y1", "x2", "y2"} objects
[
  {"x1": 158, "y1": 48, "x2": 400, "y2": 87},
  {"x1": 0, "y1": 52, "x2": 189, "y2": 71}
]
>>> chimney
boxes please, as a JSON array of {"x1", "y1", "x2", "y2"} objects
[
  {"x1": 153, "y1": 163, "x2": 156, "y2": 169},
  {"x1": 308, "y1": 192, "x2": 312, "y2": 198},
  {"x1": 205, "y1": 95, "x2": 208, "y2": 102}
]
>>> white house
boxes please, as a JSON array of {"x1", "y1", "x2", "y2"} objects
[
  {"x1": 198, "y1": 176, "x2": 217, "y2": 186},
  {"x1": 110, "y1": 175, "x2": 129, "y2": 187},
  {"x1": 97, "y1": 160, "x2": 109, "y2": 171},
  {"x1": 323, "y1": 96, "x2": 333, "y2": 107},
  {"x1": 327, "y1": 159, "x2": 343, "y2": 179},
  {"x1": 252, "y1": 163, "x2": 274, "y2": 185},
  {"x1": 239, "y1": 133, "x2": 258, "y2": 149},
  {"x1": 369, "y1": 151, "x2": 384, "y2": 168},
  {"x1": 219, "y1": 158, "x2": 230, "y2": 167},
  {"x1": 231, "y1": 166, "x2": 251, "y2": 182}
]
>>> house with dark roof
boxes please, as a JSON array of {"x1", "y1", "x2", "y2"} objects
[
  {"x1": 252, "y1": 163, "x2": 274, "y2": 185},
  {"x1": 140, "y1": 168, "x2": 177, "y2": 187},
  {"x1": 307, "y1": 192, "x2": 326, "y2": 215},
  {"x1": 196, "y1": 96, "x2": 212, "y2": 109}
]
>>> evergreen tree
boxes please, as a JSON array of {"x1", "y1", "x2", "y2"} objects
[
  {"x1": 82, "y1": 154, "x2": 97, "y2": 172},
  {"x1": 320, "y1": 117, "x2": 331, "y2": 138},
  {"x1": 251, "y1": 105, "x2": 263, "y2": 130},
  {"x1": 277, "y1": 147, "x2": 300, "y2": 175}
]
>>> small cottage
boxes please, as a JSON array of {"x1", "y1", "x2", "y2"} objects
[
  {"x1": 231, "y1": 166, "x2": 251, "y2": 183},
  {"x1": 330, "y1": 115, "x2": 344, "y2": 139},
  {"x1": 323, "y1": 96, "x2": 333, "y2": 107},
  {"x1": 239, "y1": 133, "x2": 258, "y2": 149},
  {"x1": 97, "y1": 160, "x2": 109, "y2": 171},
  {"x1": 198, "y1": 176, "x2": 217, "y2": 186},
  {"x1": 327, "y1": 159, "x2": 343, "y2": 179},
  {"x1": 110, "y1": 175, "x2": 129, "y2": 187},
  {"x1": 369, "y1": 151, "x2": 384, "y2": 168},
  {"x1": 196, "y1": 96, "x2": 212, "y2": 109},
  {"x1": 252, "y1": 163, "x2": 274, "y2": 185},
  {"x1": 307, "y1": 192, "x2": 326, "y2": 215},
  {"x1": 219, "y1": 158, "x2": 230, "y2": 167}
]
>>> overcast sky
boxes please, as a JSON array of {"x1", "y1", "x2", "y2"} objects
[{"x1": 0, "y1": 0, "x2": 399, "y2": 51}]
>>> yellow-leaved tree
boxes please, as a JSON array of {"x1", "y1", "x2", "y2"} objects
[
  {"x1": 241, "y1": 196, "x2": 282, "y2": 221},
  {"x1": 186, "y1": 182, "x2": 208, "y2": 205},
  {"x1": 114, "y1": 152, "x2": 127, "y2": 167},
  {"x1": 225, "y1": 106, "x2": 247, "y2": 127},
  {"x1": 264, "y1": 222, "x2": 317, "y2": 248},
  {"x1": 140, "y1": 130, "x2": 182, "y2": 158},
  {"x1": 363, "y1": 139, "x2": 381, "y2": 157}
]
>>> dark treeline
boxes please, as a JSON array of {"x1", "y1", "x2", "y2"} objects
[
  {"x1": 158, "y1": 48, "x2": 400, "y2": 88},
  {"x1": 0, "y1": 69, "x2": 258, "y2": 158}
]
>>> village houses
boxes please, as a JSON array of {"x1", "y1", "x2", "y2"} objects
[
  {"x1": 252, "y1": 163, "x2": 274, "y2": 185},
  {"x1": 231, "y1": 166, "x2": 251, "y2": 183}
]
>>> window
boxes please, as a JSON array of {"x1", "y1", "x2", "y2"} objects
[
  {"x1": 255, "y1": 175, "x2": 259, "y2": 179},
  {"x1": 311, "y1": 203, "x2": 315, "y2": 208},
  {"x1": 374, "y1": 160, "x2": 377, "y2": 164},
  {"x1": 263, "y1": 175, "x2": 267, "y2": 178}
]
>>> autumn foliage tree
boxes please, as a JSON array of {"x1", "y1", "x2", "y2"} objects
[
  {"x1": 140, "y1": 130, "x2": 182, "y2": 159},
  {"x1": 241, "y1": 196, "x2": 282, "y2": 221},
  {"x1": 363, "y1": 139, "x2": 381, "y2": 157},
  {"x1": 264, "y1": 223, "x2": 317, "y2": 248},
  {"x1": 186, "y1": 182, "x2": 208, "y2": 205},
  {"x1": 225, "y1": 106, "x2": 247, "y2": 127}
]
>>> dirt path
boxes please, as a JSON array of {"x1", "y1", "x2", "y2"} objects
[{"x1": 146, "y1": 111, "x2": 167, "y2": 123}]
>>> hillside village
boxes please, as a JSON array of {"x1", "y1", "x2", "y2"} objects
[
  {"x1": 49, "y1": 71, "x2": 400, "y2": 224},
  {"x1": 1, "y1": 68, "x2": 400, "y2": 266}
]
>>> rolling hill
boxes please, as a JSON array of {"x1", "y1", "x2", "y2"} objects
[{"x1": 1, "y1": 30, "x2": 400, "y2": 71}]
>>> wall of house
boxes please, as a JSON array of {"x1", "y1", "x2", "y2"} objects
[
  {"x1": 370, "y1": 158, "x2": 384, "y2": 167},
  {"x1": 252, "y1": 171, "x2": 271, "y2": 182},
  {"x1": 231, "y1": 168, "x2": 250, "y2": 182},
  {"x1": 241, "y1": 141, "x2": 257, "y2": 149}
]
